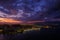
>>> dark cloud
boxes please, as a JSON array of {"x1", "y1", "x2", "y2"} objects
[{"x1": 0, "y1": 0, "x2": 60, "y2": 21}]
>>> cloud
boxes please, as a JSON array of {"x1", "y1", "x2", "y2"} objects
[{"x1": 0, "y1": 0, "x2": 60, "y2": 21}]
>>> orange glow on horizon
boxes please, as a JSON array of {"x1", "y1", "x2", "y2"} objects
[
  {"x1": 0, "y1": 18, "x2": 21, "y2": 23},
  {"x1": 0, "y1": 18, "x2": 45, "y2": 24}
]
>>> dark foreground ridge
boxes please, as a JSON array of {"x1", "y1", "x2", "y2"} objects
[{"x1": 0, "y1": 21, "x2": 60, "y2": 40}]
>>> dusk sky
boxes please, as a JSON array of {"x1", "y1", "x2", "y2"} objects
[{"x1": 0, "y1": 0, "x2": 60, "y2": 22}]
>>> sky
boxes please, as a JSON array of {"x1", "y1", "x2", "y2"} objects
[{"x1": 0, "y1": 0, "x2": 60, "y2": 22}]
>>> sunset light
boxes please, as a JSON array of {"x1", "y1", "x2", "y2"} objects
[{"x1": 0, "y1": 18, "x2": 21, "y2": 23}]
